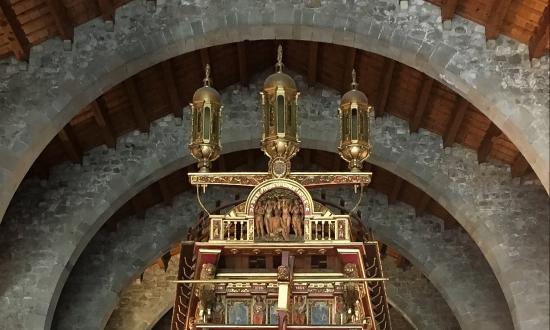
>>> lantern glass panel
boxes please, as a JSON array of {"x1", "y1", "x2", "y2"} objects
[
  {"x1": 203, "y1": 106, "x2": 211, "y2": 142},
  {"x1": 212, "y1": 110, "x2": 219, "y2": 142},
  {"x1": 351, "y1": 107, "x2": 358, "y2": 141},
  {"x1": 277, "y1": 94, "x2": 285, "y2": 134},
  {"x1": 192, "y1": 107, "x2": 198, "y2": 140},
  {"x1": 342, "y1": 111, "x2": 349, "y2": 142}
]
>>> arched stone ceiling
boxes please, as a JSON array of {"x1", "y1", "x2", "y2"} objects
[
  {"x1": 0, "y1": 0, "x2": 548, "y2": 228},
  {"x1": 0, "y1": 80, "x2": 545, "y2": 330},
  {"x1": 52, "y1": 187, "x2": 498, "y2": 330}
]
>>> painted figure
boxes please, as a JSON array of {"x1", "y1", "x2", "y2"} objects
[
  {"x1": 252, "y1": 296, "x2": 266, "y2": 324},
  {"x1": 291, "y1": 200, "x2": 303, "y2": 237},
  {"x1": 292, "y1": 296, "x2": 307, "y2": 325},
  {"x1": 254, "y1": 200, "x2": 266, "y2": 238}
]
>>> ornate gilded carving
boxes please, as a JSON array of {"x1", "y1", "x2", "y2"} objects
[
  {"x1": 188, "y1": 172, "x2": 371, "y2": 188},
  {"x1": 277, "y1": 265, "x2": 290, "y2": 282},
  {"x1": 253, "y1": 188, "x2": 304, "y2": 241},
  {"x1": 195, "y1": 263, "x2": 217, "y2": 323}
]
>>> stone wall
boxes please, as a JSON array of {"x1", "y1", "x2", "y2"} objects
[
  {"x1": 0, "y1": 0, "x2": 548, "y2": 230},
  {"x1": 0, "y1": 78, "x2": 546, "y2": 329}
]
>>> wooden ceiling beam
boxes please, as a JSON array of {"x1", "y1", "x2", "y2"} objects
[
  {"x1": 307, "y1": 42, "x2": 319, "y2": 85},
  {"x1": 443, "y1": 97, "x2": 468, "y2": 148},
  {"x1": 388, "y1": 177, "x2": 403, "y2": 205},
  {"x1": 440, "y1": 0, "x2": 459, "y2": 21},
  {"x1": 236, "y1": 42, "x2": 249, "y2": 86},
  {"x1": 91, "y1": 98, "x2": 116, "y2": 148},
  {"x1": 158, "y1": 179, "x2": 173, "y2": 205},
  {"x1": 246, "y1": 149, "x2": 256, "y2": 169},
  {"x1": 200, "y1": 48, "x2": 210, "y2": 70},
  {"x1": 97, "y1": 0, "x2": 115, "y2": 21},
  {"x1": 124, "y1": 77, "x2": 150, "y2": 132},
  {"x1": 46, "y1": 0, "x2": 73, "y2": 40},
  {"x1": 477, "y1": 123, "x2": 501, "y2": 163},
  {"x1": 529, "y1": 6, "x2": 549, "y2": 59},
  {"x1": 376, "y1": 59, "x2": 395, "y2": 117},
  {"x1": 415, "y1": 194, "x2": 431, "y2": 217},
  {"x1": 511, "y1": 153, "x2": 530, "y2": 178},
  {"x1": 409, "y1": 76, "x2": 434, "y2": 133},
  {"x1": 341, "y1": 47, "x2": 357, "y2": 93},
  {"x1": 218, "y1": 155, "x2": 226, "y2": 171},
  {"x1": 302, "y1": 149, "x2": 312, "y2": 169},
  {"x1": 332, "y1": 153, "x2": 343, "y2": 171},
  {"x1": 0, "y1": 1, "x2": 30, "y2": 60},
  {"x1": 131, "y1": 198, "x2": 145, "y2": 219},
  {"x1": 58, "y1": 125, "x2": 82, "y2": 163},
  {"x1": 161, "y1": 60, "x2": 183, "y2": 118},
  {"x1": 485, "y1": 0, "x2": 513, "y2": 40}
]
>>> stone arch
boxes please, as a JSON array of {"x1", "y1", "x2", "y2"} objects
[
  {"x1": 0, "y1": 0, "x2": 548, "y2": 227},
  {"x1": 0, "y1": 82, "x2": 545, "y2": 330},
  {"x1": 54, "y1": 189, "x2": 464, "y2": 330}
]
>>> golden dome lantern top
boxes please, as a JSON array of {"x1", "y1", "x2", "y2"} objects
[
  {"x1": 263, "y1": 45, "x2": 297, "y2": 93},
  {"x1": 192, "y1": 64, "x2": 221, "y2": 105},
  {"x1": 340, "y1": 69, "x2": 368, "y2": 106}
]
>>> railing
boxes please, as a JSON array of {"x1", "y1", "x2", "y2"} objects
[
  {"x1": 210, "y1": 218, "x2": 254, "y2": 242},
  {"x1": 304, "y1": 218, "x2": 350, "y2": 242}
]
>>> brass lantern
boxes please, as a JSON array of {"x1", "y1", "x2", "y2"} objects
[
  {"x1": 338, "y1": 69, "x2": 373, "y2": 172},
  {"x1": 189, "y1": 64, "x2": 222, "y2": 172},
  {"x1": 260, "y1": 45, "x2": 300, "y2": 178}
]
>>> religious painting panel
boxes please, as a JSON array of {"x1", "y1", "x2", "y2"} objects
[
  {"x1": 226, "y1": 299, "x2": 251, "y2": 325},
  {"x1": 308, "y1": 299, "x2": 332, "y2": 325}
]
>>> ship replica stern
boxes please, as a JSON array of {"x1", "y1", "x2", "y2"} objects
[{"x1": 171, "y1": 47, "x2": 391, "y2": 330}]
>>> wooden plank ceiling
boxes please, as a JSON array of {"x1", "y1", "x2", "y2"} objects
[
  {"x1": 28, "y1": 40, "x2": 534, "y2": 183},
  {"x1": 0, "y1": 0, "x2": 548, "y2": 61},
  {"x1": 14, "y1": 38, "x2": 537, "y2": 235}
]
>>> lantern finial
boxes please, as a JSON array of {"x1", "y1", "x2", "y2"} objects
[
  {"x1": 203, "y1": 64, "x2": 211, "y2": 86},
  {"x1": 351, "y1": 69, "x2": 358, "y2": 89},
  {"x1": 276, "y1": 45, "x2": 284, "y2": 72}
]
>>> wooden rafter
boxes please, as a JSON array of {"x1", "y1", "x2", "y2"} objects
[
  {"x1": 477, "y1": 123, "x2": 501, "y2": 163},
  {"x1": 158, "y1": 179, "x2": 173, "y2": 205},
  {"x1": 409, "y1": 76, "x2": 434, "y2": 133},
  {"x1": 440, "y1": 0, "x2": 459, "y2": 21},
  {"x1": 485, "y1": 0, "x2": 513, "y2": 40},
  {"x1": 388, "y1": 177, "x2": 403, "y2": 204},
  {"x1": 217, "y1": 155, "x2": 226, "y2": 171},
  {"x1": 302, "y1": 149, "x2": 312, "y2": 169},
  {"x1": 332, "y1": 153, "x2": 343, "y2": 171},
  {"x1": 0, "y1": 1, "x2": 30, "y2": 60},
  {"x1": 236, "y1": 42, "x2": 248, "y2": 86},
  {"x1": 376, "y1": 59, "x2": 395, "y2": 117},
  {"x1": 246, "y1": 150, "x2": 256, "y2": 169},
  {"x1": 416, "y1": 194, "x2": 431, "y2": 217},
  {"x1": 58, "y1": 125, "x2": 82, "y2": 163},
  {"x1": 443, "y1": 97, "x2": 468, "y2": 148},
  {"x1": 200, "y1": 48, "x2": 210, "y2": 70},
  {"x1": 97, "y1": 0, "x2": 115, "y2": 21},
  {"x1": 341, "y1": 47, "x2": 357, "y2": 92},
  {"x1": 46, "y1": 0, "x2": 73, "y2": 40},
  {"x1": 307, "y1": 42, "x2": 319, "y2": 85},
  {"x1": 511, "y1": 153, "x2": 530, "y2": 178},
  {"x1": 131, "y1": 197, "x2": 145, "y2": 218},
  {"x1": 161, "y1": 60, "x2": 183, "y2": 118},
  {"x1": 91, "y1": 98, "x2": 116, "y2": 148},
  {"x1": 529, "y1": 6, "x2": 549, "y2": 59},
  {"x1": 124, "y1": 77, "x2": 150, "y2": 132}
]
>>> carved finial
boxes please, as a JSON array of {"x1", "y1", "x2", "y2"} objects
[
  {"x1": 276, "y1": 44, "x2": 284, "y2": 72},
  {"x1": 203, "y1": 64, "x2": 211, "y2": 86},
  {"x1": 351, "y1": 68, "x2": 358, "y2": 89}
]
